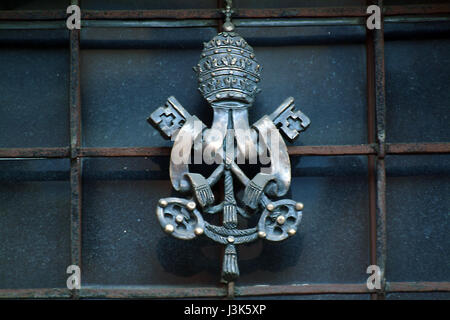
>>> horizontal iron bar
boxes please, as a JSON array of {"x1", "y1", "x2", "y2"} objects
[
  {"x1": 0, "y1": 143, "x2": 449, "y2": 159},
  {"x1": 79, "y1": 286, "x2": 226, "y2": 299},
  {"x1": 387, "y1": 281, "x2": 450, "y2": 293},
  {"x1": 79, "y1": 147, "x2": 171, "y2": 157},
  {"x1": 0, "y1": 4, "x2": 449, "y2": 21},
  {"x1": 81, "y1": 19, "x2": 217, "y2": 28},
  {"x1": 0, "y1": 288, "x2": 71, "y2": 299},
  {"x1": 1, "y1": 15, "x2": 450, "y2": 29},
  {"x1": 1, "y1": 281, "x2": 448, "y2": 299},
  {"x1": 0, "y1": 147, "x2": 70, "y2": 158},
  {"x1": 288, "y1": 144, "x2": 376, "y2": 156},
  {"x1": 386, "y1": 142, "x2": 450, "y2": 154}
]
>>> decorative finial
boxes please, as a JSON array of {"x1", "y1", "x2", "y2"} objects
[{"x1": 222, "y1": 0, "x2": 235, "y2": 32}]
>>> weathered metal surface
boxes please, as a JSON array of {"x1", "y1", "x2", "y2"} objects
[
  {"x1": 0, "y1": 159, "x2": 71, "y2": 290},
  {"x1": 0, "y1": 288, "x2": 71, "y2": 299},
  {"x1": 1, "y1": 143, "x2": 449, "y2": 159},
  {"x1": 0, "y1": 281, "x2": 448, "y2": 299},
  {"x1": 1, "y1": 4, "x2": 449, "y2": 21},
  {"x1": 69, "y1": 3, "x2": 82, "y2": 298},
  {"x1": 366, "y1": 24, "x2": 377, "y2": 300},
  {"x1": 0, "y1": 147, "x2": 70, "y2": 158},
  {"x1": 79, "y1": 286, "x2": 226, "y2": 299},
  {"x1": 374, "y1": 0, "x2": 387, "y2": 299},
  {"x1": 385, "y1": 155, "x2": 449, "y2": 285},
  {"x1": 387, "y1": 282, "x2": 450, "y2": 293},
  {"x1": 70, "y1": 28, "x2": 81, "y2": 159},
  {"x1": 236, "y1": 283, "x2": 370, "y2": 296}
]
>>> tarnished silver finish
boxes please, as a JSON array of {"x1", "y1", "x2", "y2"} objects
[{"x1": 148, "y1": 1, "x2": 310, "y2": 284}]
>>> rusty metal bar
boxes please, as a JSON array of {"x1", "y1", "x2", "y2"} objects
[
  {"x1": 79, "y1": 286, "x2": 227, "y2": 299},
  {"x1": 69, "y1": 0, "x2": 82, "y2": 300},
  {"x1": 0, "y1": 288, "x2": 71, "y2": 299},
  {"x1": 374, "y1": 0, "x2": 387, "y2": 300},
  {"x1": 0, "y1": 4, "x2": 449, "y2": 21},
  {"x1": 0, "y1": 147, "x2": 70, "y2": 158},
  {"x1": 1, "y1": 281, "x2": 448, "y2": 299},
  {"x1": 1, "y1": 143, "x2": 449, "y2": 159},
  {"x1": 365, "y1": 8, "x2": 378, "y2": 300},
  {"x1": 386, "y1": 143, "x2": 450, "y2": 154},
  {"x1": 387, "y1": 282, "x2": 450, "y2": 293},
  {"x1": 79, "y1": 146, "x2": 171, "y2": 157},
  {"x1": 288, "y1": 144, "x2": 377, "y2": 155}
]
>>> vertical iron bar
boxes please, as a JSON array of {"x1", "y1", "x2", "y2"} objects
[
  {"x1": 374, "y1": 0, "x2": 387, "y2": 299},
  {"x1": 365, "y1": 5, "x2": 378, "y2": 299},
  {"x1": 69, "y1": 0, "x2": 82, "y2": 299},
  {"x1": 217, "y1": 0, "x2": 224, "y2": 33}
]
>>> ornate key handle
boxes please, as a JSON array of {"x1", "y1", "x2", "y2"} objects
[{"x1": 148, "y1": 0, "x2": 310, "y2": 284}]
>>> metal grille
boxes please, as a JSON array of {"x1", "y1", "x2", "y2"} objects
[{"x1": 0, "y1": 0, "x2": 449, "y2": 299}]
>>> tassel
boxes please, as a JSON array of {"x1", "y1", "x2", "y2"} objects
[
  {"x1": 223, "y1": 204, "x2": 238, "y2": 229},
  {"x1": 221, "y1": 244, "x2": 239, "y2": 283}
]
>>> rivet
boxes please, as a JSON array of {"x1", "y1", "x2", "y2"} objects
[
  {"x1": 159, "y1": 199, "x2": 168, "y2": 208},
  {"x1": 276, "y1": 215, "x2": 286, "y2": 225},
  {"x1": 175, "y1": 215, "x2": 184, "y2": 223},
  {"x1": 229, "y1": 71, "x2": 233, "y2": 75},
  {"x1": 295, "y1": 202, "x2": 304, "y2": 211},
  {"x1": 266, "y1": 203, "x2": 275, "y2": 211},
  {"x1": 227, "y1": 236, "x2": 235, "y2": 243},
  {"x1": 194, "y1": 227, "x2": 204, "y2": 235},
  {"x1": 258, "y1": 231, "x2": 266, "y2": 238},
  {"x1": 165, "y1": 224, "x2": 174, "y2": 233},
  {"x1": 288, "y1": 228, "x2": 296, "y2": 236},
  {"x1": 227, "y1": 48, "x2": 231, "y2": 52},
  {"x1": 214, "y1": 50, "x2": 219, "y2": 54},
  {"x1": 187, "y1": 201, "x2": 196, "y2": 211}
]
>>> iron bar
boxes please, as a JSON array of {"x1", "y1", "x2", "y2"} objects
[
  {"x1": 373, "y1": 0, "x2": 387, "y2": 300},
  {"x1": 2, "y1": 281, "x2": 448, "y2": 299},
  {"x1": 1, "y1": 143, "x2": 449, "y2": 159},
  {"x1": 69, "y1": 0, "x2": 82, "y2": 300},
  {"x1": 366, "y1": 12, "x2": 378, "y2": 300},
  {"x1": 0, "y1": 288, "x2": 71, "y2": 299},
  {"x1": 0, "y1": 147, "x2": 70, "y2": 158},
  {"x1": 79, "y1": 286, "x2": 227, "y2": 299},
  {"x1": 1, "y1": 5, "x2": 449, "y2": 21},
  {"x1": 2, "y1": 15, "x2": 450, "y2": 30}
]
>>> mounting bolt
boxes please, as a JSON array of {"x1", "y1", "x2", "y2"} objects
[
  {"x1": 258, "y1": 231, "x2": 266, "y2": 238},
  {"x1": 227, "y1": 236, "x2": 235, "y2": 243},
  {"x1": 266, "y1": 203, "x2": 275, "y2": 211},
  {"x1": 187, "y1": 201, "x2": 196, "y2": 211},
  {"x1": 194, "y1": 227, "x2": 204, "y2": 235},
  {"x1": 295, "y1": 202, "x2": 304, "y2": 211},
  {"x1": 175, "y1": 215, "x2": 184, "y2": 223},
  {"x1": 165, "y1": 224, "x2": 174, "y2": 233},
  {"x1": 159, "y1": 199, "x2": 168, "y2": 208},
  {"x1": 276, "y1": 215, "x2": 286, "y2": 225},
  {"x1": 288, "y1": 228, "x2": 296, "y2": 236}
]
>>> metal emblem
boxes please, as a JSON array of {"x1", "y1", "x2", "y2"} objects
[{"x1": 148, "y1": 0, "x2": 310, "y2": 283}]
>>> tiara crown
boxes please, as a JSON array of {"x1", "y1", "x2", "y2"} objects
[{"x1": 193, "y1": 32, "x2": 262, "y2": 106}]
